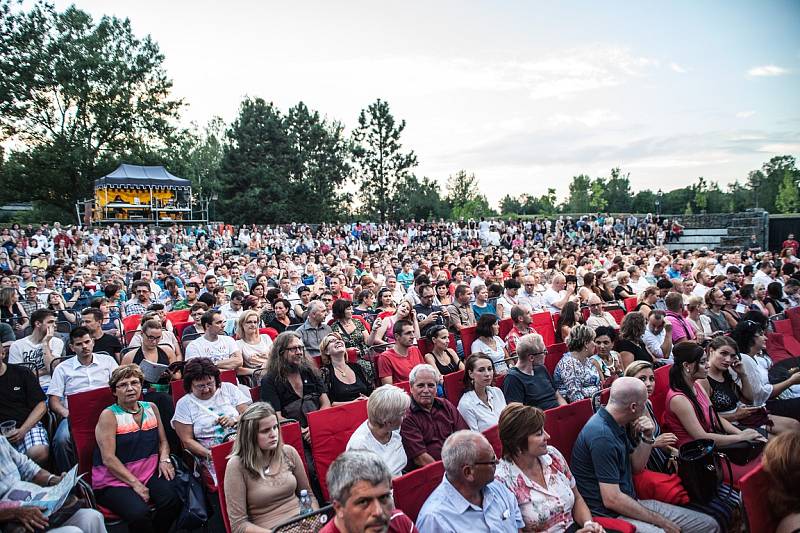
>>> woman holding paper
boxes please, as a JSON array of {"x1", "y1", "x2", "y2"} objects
[
  {"x1": 94, "y1": 364, "x2": 180, "y2": 533},
  {"x1": 122, "y1": 319, "x2": 179, "y2": 450},
  {"x1": 171, "y1": 357, "x2": 250, "y2": 483}
]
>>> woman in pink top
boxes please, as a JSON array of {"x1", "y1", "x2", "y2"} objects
[{"x1": 663, "y1": 341, "x2": 766, "y2": 483}]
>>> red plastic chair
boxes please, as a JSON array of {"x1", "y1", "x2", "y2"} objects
[
  {"x1": 498, "y1": 318, "x2": 514, "y2": 339},
  {"x1": 651, "y1": 364, "x2": 671, "y2": 424},
  {"x1": 531, "y1": 312, "x2": 556, "y2": 346},
  {"x1": 280, "y1": 421, "x2": 309, "y2": 477},
  {"x1": 774, "y1": 319, "x2": 794, "y2": 337},
  {"x1": 307, "y1": 400, "x2": 369, "y2": 500},
  {"x1": 166, "y1": 309, "x2": 190, "y2": 324},
  {"x1": 442, "y1": 370, "x2": 465, "y2": 404},
  {"x1": 392, "y1": 460, "x2": 445, "y2": 522},
  {"x1": 173, "y1": 320, "x2": 193, "y2": 341},
  {"x1": 495, "y1": 373, "x2": 507, "y2": 389},
  {"x1": 259, "y1": 327, "x2": 279, "y2": 340},
  {"x1": 211, "y1": 440, "x2": 235, "y2": 533},
  {"x1": 543, "y1": 398, "x2": 593, "y2": 466},
  {"x1": 460, "y1": 325, "x2": 478, "y2": 356},
  {"x1": 249, "y1": 386, "x2": 260, "y2": 403},
  {"x1": 544, "y1": 343, "x2": 567, "y2": 376},
  {"x1": 788, "y1": 307, "x2": 800, "y2": 341},
  {"x1": 394, "y1": 380, "x2": 411, "y2": 394},
  {"x1": 608, "y1": 308, "x2": 625, "y2": 325},
  {"x1": 482, "y1": 424, "x2": 502, "y2": 458},
  {"x1": 418, "y1": 334, "x2": 458, "y2": 356},
  {"x1": 67, "y1": 387, "x2": 123, "y2": 521},
  {"x1": 766, "y1": 333, "x2": 794, "y2": 362},
  {"x1": 623, "y1": 297, "x2": 638, "y2": 313},
  {"x1": 171, "y1": 369, "x2": 238, "y2": 407},
  {"x1": 121, "y1": 313, "x2": 142, "y2": 332},
  {"x1": 739, "y1": 463, "x2": 777, "y2": 533}
]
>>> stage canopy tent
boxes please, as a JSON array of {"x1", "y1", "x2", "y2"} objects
[{"x1": 94, "y1": 164, "x2": 191, "y2": 189}]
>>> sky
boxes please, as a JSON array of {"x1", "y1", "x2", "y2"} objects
[{"x1": 52, "y1": 0, "x2": 800, "y2": 207}]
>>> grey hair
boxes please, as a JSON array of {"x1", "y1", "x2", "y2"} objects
[
  {"x1": 566, "y1": 324, "x2": 596, "y2": 352},
  {"x1": 408, "y1": 364, "x2": 439, "y2": 385},
  {"x1": 326, "y1": 450, "x2": 392, "y2": 504},
  {"x1": 368, "y1": 384, "x2": 411, "y2": 426},
  {"x1": 441, "y1": 430, "x2": 486, "y2": 479},
  {"x1": 307, "y1": 300, "x2": 326, "y2": 314},
  {"x1": 516, "y1": 333, "x2": 545, "y2": 360}
]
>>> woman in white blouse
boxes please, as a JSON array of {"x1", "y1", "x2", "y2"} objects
[
  {"x1": 235, "y1": 310, "x2": 273, "y2": 380},
  {"x1": 457, "y1": 353, "x2": 507, "y2": 432},
  {"x1": 471, "y1": 313, "x2": 511, "y2": 374}
]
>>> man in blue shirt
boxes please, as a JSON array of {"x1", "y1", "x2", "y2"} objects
[
  {"x1": 571, "y1": 377, "x2": 719, "y2": 533},
  {"x1": 417, "y1": 430, "x2": 523, "y2": 533}
]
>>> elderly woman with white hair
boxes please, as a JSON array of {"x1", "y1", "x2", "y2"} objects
[
  {"x1": 346, "y1": 384, "x2": 411, "y2": 476},
  {"x1": 400, "y1": 364, "x2": 469, "y2": 468}
]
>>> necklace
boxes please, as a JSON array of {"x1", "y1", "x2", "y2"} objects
[
  {"x1": 333, "y1": 364, "x2": 349, "y2": 378},
  {"x1": 121, "y1": 402, "x2": 142, "y2": 415}
]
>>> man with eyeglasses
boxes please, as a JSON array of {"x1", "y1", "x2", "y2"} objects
[
  {"x1": 502, "y1": 333, "x2": 566, "y2": 411},
  {"x1": 585, "y1": 295, "x2": 619, "y2": 331},
  {"x1": 417, "y1": 430, "x2": 523, "y2": 533},
  {"x1": 184, "y1": 310, "x2": 243, "y2": 370},
  {"x1": 414, "y1": 284, "x2": 448, "y2": 338},
  {"x1": 49, "y1": 326, "x2": 118, "y2": 472},
  {"x1": 123, "y1": 280, "x2": 152, "y2": 317}
]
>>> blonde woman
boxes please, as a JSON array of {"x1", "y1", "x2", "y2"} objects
[
  {"x1": 235, "y1": 310, "x2": 273, "y2": 378},
  {"x1": 224, "y1": 402, "x2": 316, "y2": 533}
]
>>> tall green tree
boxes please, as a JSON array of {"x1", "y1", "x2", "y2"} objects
[
  {"x1": 603, "y1": 168, "x2": 632, "y2": 212},
  {"x1": 351, "y1": 99, "x2": 417, "y2": 221},
  {"x1": 0, "y1": 0, "x2": 182, "y2": 214},
  {"x1": 589, "y1": 179, "x2": 608, "y2": 212},
  {"x1": 564, "y1": 174, "x2": 591, "y2": 212},
  {"x1": 754, "y1": 155, "x2": 800, "y2": 213},
  {"x1": 215, "y1": 98, "x2": 294, "y2": 223},
  {"x1": 775, "y1": 169, "x2": 800, "y2": 213},
  {"x1": 393, "y1": 175, "x2": 448, "y2": 220},
  {"x1": 285, "y1": 102, "x2": 351, "y2": 222}
]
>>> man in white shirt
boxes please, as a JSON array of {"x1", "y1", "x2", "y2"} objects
[
  {"x1": 8, "y1": 309, "x2": 63, "y2": 390},
  {"x1": 518, "y1": 275, "x2": 545, "y2": 313},
  {"x1": 48, "y1": 327, "x2": 118, "y2": 472},
  {"x1": 185, "y1": 310, "x2": 243, "y2": 370},
  {"x1": 345, "y1": 384, "x2": 410, "y2": 477},
  {"x1": 585, "y1": 295, "x2": 619, "y2": 330},
  {"x1": 752, "y1": 261, "x2": 774, "y2": 288},
  {"x1": 543, "y1": 275, "x2": 575, "y2": 314},
  {"x1": 641, "y1": 311, "x2": 673, "y2": 364}
]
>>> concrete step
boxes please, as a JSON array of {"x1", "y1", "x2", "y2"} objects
[
  {"x1": 668, "y1": 236, "x2": 723, "y2": 245},
  {"x1": 682, "y1": 228, "x2": 728, "y2": 237}
]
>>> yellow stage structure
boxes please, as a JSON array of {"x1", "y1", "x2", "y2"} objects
[{"x1": 93, "y1": 164, "x2": 193, "y2": 223}]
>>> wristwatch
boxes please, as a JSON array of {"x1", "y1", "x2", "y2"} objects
[{"x1": 640, "y1": 434, "x2": 656, "y2": 445}]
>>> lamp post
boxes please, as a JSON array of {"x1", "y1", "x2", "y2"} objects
[{"x1": 656, "y1": 189, "x2": 663, "y2": 217}]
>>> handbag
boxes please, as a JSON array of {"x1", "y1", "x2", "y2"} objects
[
  {"x1": 709, "y1": 406, "x2": 765, "y2": 465},
  {"x1": 677, "y1": 439, "x2": 730, "y2": 505},
  {"x1": 283, "y1": 393, "x2": 321, "y2": 427},
  {"x1": 170, "y1": 455, "x2": 209, "y2": 530},
  {"x1": 735, "y1": 406, "x2": 772, "y2": 429}
]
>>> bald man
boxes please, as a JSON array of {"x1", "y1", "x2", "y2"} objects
[{"x1": 571, "y1": 378, "x2": 719, "y2": 533}]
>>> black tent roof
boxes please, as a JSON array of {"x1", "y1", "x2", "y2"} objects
[{"x1": 94, "y1": 164, "x2": 191, "y2": 189}]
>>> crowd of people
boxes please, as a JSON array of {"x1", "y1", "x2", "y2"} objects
[{"x1": 0, "y1": 217, "x2": 799, "y2": 532}]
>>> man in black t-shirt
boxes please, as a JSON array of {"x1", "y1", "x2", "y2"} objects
[
  {"x1": 0, "y1": 357, "x2": 48, "y2": 465},
  {"x1": 413, "y1": 285, "x2": 449, "y2": 338},
  {"x1": 65, "y1": 308, "x2": 122, "y2": 361}
]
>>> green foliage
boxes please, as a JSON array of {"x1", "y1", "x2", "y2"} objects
[
  {"x1": 775, "y1": 170, "x2": 800, "y2": 213},
  {"x1": 603, "y1": 168, "x2": 632, "y2": 212},
  {"x1": 351, "y1": 99, "x2": 417, "y2": 222},
  {"x1": 564, "y1": 175, "x2": 591, "y2": 212},
  {"x1": 0, "y1": 0, "x2": 182, "y2": 210},
  {"x1": 393, "y1": 175, "x2": 448, "y2": 220}
]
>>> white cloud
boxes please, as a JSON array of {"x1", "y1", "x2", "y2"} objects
[
  {"x1": 758, "y1": 143, "x2": 800, "y2": 153},
  {"x1": 670, "y1": 62, "x2": 688, "y2": 74},
  {"x1": 735, "y1": 111, "x2": 756, "y2": 119},
  {"x1": 549, "y1": 109, "x2": 620, "y2": 128},
  {"x1": 747, "y1": 65, "x2": 789, "y2": 77}
]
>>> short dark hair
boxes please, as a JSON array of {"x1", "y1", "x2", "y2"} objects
[
  {"x1": 182, "y1": 357, "x2": 221, "y2": 392},
  {"x1": 69, "y1": 326, "x2": 91, "y2": 343},
  {"x1": 454, "y1": 284, "x2": 470, "y2": 299},
  {"x1": 475, "y1": 313, "x2": 498, "y2": 338},
  {"x1": 392, "y1": 319, "x2": 413, "y2": 337},
  {"x1": 230, "y1": 290, "x2": 245, "y2": 301},
  {"x1": 201, "y1": 309, "x2": 220, "y2": 328},
  {"x1": 30, "y1": 308, "x2": 55, "y2": 327},
  {"x1": 81, "y1": 307, "x2": 103, "y2": 322},
  {"x1": 656, "y1": 278, "x2": 673, "y2": 290},
  {"x1": 331, "y1": 298, "x2": 352, "y2": 320}
]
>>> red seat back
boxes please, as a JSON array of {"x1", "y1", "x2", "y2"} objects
[
  {"x1": 171, "y1": 369, "x2": 238, "y2": 407},
  {"x1": 531, "y1": 312, "x2": 556, "y2": 346},
  {"x1": 495, "y1": 373, "x2": 507, "y2": 389},
  {"x1": 739, "y1": 463, "x2": 777, "y2": 533},
  {"x1": 774, "y1": 319, "x2": 794, "y2": 337},
  {"x1": 173, "y1": 320, "x2": 194, "y2": 341},
  {"x1": 211, "y1": 440, "x2": 235, "y2": 533},
  {"x1": 249, "y1": 386, "x2": 260, "y2": 403},
  {"x1": 766, "y1": 333, "x2": 794, "y2": 363},
  {"x1": 778, "y1": 331, "x2": 800, "y2": 357},
  {"x1": 392, "y1": 461, "x2": 444, "y2": 522},
  {"x1": 788, "y1": 307, "x2": 800, "y2": 341},
  {"x1": 281, "y1": 421, "x2": 309, "y2": 477},
  {"x1": 166, "y1": 309, "x2": 190, "y2": 324},
  {"x1": 417, "y1": 338, "x2": 433, "y2": 356},
  {"x1": 651, "y1": 364, "x2": 671, "y2": 424},
  {"x1": 545, "y1": 342, "x2": 567, "y2": 375},
  {"x1": 498, "y1": 318, "x2": 514, "y2": 339},
  {"x1": 259, "y1": 327, "x2": 279, "y2": 340},
  {"x1": 442, "y1": 370, "x2": 465, "y2": 404},
  {"x1": 353, "y1": 314, "x2": 371, "y2": 333},
  {"x1": 307, "y1": 400, "x2": 369, "y2": 500},
  {"x1": 608, "y1": 308, "x2": 625, "y2": 325},
  {"x1": 482, "y1": 424, "x2": 502, "y2": 458},
  {"x1": 543, "y1": 398, "x2": 592, "y2": 465},
  {"x1": 460, "y1": 325, "x2": 478, "y2": 356},
  {"x1": 623, "y1": 297, "x2": 638, "y2": 313},
  {"x1": 67, "y1": 387, "x2": 116, "y2": 483},
  {"x1": 121, "y1": 313, "x2": 142, "y2": 332},
  {"x1": 346, "y1": 348, "x2": 358, "y2": 364},
  {"x1": 394, "y1": 380, "x2": 411, "y2": 394}
]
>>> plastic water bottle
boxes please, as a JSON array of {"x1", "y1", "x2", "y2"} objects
[{"x1": 298, "y1": 489, "x2": 313, "y2": 515}]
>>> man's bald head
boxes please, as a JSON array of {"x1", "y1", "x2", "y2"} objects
[{"x1": 607, "y1": 376, "x2": 648, "y2": 422}]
